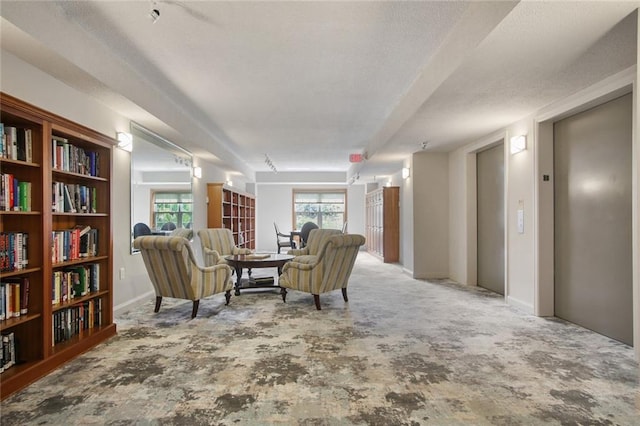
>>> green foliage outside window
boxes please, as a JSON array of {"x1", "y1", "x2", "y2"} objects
[
  {"x1": 293, "y1": 191, "x2": 345, "y2": 230},
  {"x1": 153, "y1": 192, "x2": 193, "y2": 229}
]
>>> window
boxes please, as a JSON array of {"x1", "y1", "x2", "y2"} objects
[
  {"x1": 152, "y1": 191, "x2": 193, "y2": 229},
  {"x1": 293, "y1": 190, "x2": 346, "y2": 230}
]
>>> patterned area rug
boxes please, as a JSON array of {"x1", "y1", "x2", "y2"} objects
[{"x1": 1, "y1": 252, "x2": 639, "y2": 425}]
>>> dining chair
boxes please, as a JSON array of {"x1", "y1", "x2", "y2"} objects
[
  {"x1": 133, "y1": 222, "x2": 152, "y2": 239},
  {"x1": 299, "y1": 221, "x2": 319, "y2": 248},
  {"x1": 161, "y1": 222, "x2": 177, "y2": 231},
  {"x1": 274, "y1": 222, "x2": 295, "y2": 254}
]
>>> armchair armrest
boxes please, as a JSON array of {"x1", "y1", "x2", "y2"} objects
[
  {"x1": 287, "y1": 248, "x2": 309, "y2": 256},
  {"x1": 191, "y1": 263, "x2": 234, "y2": 294},
  {"x1": 282, "y1": 256, "x2": 319, "y2": 273},
  {"x1": 203, "y1": 247, "x2": 222, "y2": 265},
  {"x1": 232, "y1": 247, "x2": 253, "y2": 255}
]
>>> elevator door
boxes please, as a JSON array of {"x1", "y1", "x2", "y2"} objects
[
  {"x1": 477, "y1": 142, "x2": 505, "y2": 295},
  {"x1": 554, "y1": 93, "x2": 632, "y2": 345}
]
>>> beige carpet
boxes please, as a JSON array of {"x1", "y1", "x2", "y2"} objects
[{"x1": 1, "y1": 252, "x2": 638, "y2": 425}]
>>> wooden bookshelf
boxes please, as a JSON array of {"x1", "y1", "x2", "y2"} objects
[
  {"x1": 206, "y1": 183, "x2": 255, "y2": 249},
  {"x1": 0, "y1": 93, "x2": 116, "y2": 400},
  {"x1": 365, "y1": 186, "x2": 399, "y2": 263}
]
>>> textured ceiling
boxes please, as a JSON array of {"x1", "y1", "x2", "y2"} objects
[{"x1": 1, "y1": 1, "x2": 638, "y2": 182}]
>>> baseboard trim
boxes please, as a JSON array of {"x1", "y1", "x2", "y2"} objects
[
  {"x1": 507, "y1": 296, "x2": 534, "y2": 315},
  {"x1": 402, "y1": 267, "x2": 414, "y2": 276},
  {"x1": 114, "y1": 290, "x2": 155, "y2": 317}
]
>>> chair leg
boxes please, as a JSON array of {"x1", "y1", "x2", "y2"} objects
[
  {"x1": 191, "y1": 300, "x2": 200, "y2": 318},
  {"x1": 342, "y1": 287, "x2": 348, "y2": 302},
  {"x1": 280, "y1": 287, "x2": 287, "y2": 303},
  {"x1": 277, "y1": 245, "x2": 281, "y2": 254},
  {"x1": 313, "y1": 294, "x2": 321, "y2": 310},
  {"x1": 225, "y1": 290, "x2": 231, "y2": 305},
  {"x1": 154, "y1": 296, "x2": 162, "y2": 313}
]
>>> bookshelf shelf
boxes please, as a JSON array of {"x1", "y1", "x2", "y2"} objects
[
  {"x1": 0, "y1": 313, "x2": 41, "y2": 332},
  {"x1": 0, "y1": 267, "x2": 41, "y2": 279},
  {"x1": 51, "y1": 256, "x2": 109, "y2": 269},
  {"x1": 0, "y1": 93, "x2": 116, "y2": 400},
  {"x1": 0, "y1": 211, "x2": 41, "y2": 216},
  {"x1": 206, "y1": 183, "x2": 256, "y2": 250},
  {"x1": 50, "y1": 324, "x2": 114, "y2": 356},
  {"x1": 52, "y1": 212, "x2": 108, "y2": 217},
  {"x1": 0, "y1": 158, "x2": 41, "y2": 168},
  {"x1": 51, "y1": 289, "x2": 109, "y2": 313},
  {"x1": 52, "y1": 169, "x2": 108, "y2": 182}
]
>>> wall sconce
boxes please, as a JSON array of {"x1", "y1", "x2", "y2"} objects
[
  {"x1": 510, "y1": 135, "x2": 527, "y2": 154},
  {"x1": 116, "y1": 132, "x2": 133, "y2": 152},
  {"x1": 192, "y1": 166, "x2": 202, "y2": 179},
  {"x1": 226, "y1": 180, "x2": 233, "y2": 187},
  {"x1": 402, "y1": 167, "x2": 410, "y2": 179}
]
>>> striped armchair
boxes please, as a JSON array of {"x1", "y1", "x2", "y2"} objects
[
  {"x1": 279, "y1": 233, "x2": 366, "y2": 310},
  {"x1": 133, "y1": 236, "x2": 233, "y2": 318},
  {"x1": 197, "y1": 228, "x2": 252, "y2": 267},
  {"x1": 287, "y1": 229, "x2": 342, "y2": 257}
]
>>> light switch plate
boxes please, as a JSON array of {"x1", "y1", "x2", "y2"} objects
[{"x1": 517, "y1": 209, "x2": 524, "y2": 234}]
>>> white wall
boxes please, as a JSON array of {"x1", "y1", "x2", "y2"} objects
[
  {"x1": 505, "y1": 120, "x2": 536, "y2": 313},
  {"x1": 256, "y1": 183, "x2": 366, "y2": 253},
  {"x1": 401, "y1": 160, "x2": 414, "y2": 274},
  {"x1": 347, "y1": 184, "x2": 366, "y2": 237}
]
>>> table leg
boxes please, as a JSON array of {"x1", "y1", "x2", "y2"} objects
[{"x1": 234, "y1": 265, "x2": 243, "y2": 295}]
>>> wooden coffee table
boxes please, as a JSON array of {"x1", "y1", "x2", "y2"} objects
[{"x1": 225, "y1": 253, "x2": 294, "y2": 295}]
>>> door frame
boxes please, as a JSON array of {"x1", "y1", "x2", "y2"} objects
[
  {"x1": 476, "y1": 141, "x2": 507, "y2": 295},
  {"x1": 534, "y1": 67, "x2": 638, "y2": 356}
]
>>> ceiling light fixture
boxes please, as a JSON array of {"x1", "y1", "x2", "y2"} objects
[
  {"x1": 264, "y1": 154, "x2": 277, "y2": 173},
  {"x1": 149, "y1": 2, "x2": 160, "y2": 23}
]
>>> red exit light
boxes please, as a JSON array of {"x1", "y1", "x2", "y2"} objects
[{"x1": 349, "y1": 153, "x2": 363, "y2": 163}]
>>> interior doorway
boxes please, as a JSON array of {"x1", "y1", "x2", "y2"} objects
[
  {"x1": 553, "y1": 93, "x2": 632, "y2": 345},
  {"x1": 477, "y1": 142, "x2": 505, "y2": 295}
]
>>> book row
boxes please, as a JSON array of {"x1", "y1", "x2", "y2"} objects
[
  {"x1": 0, "y1": 123, "x2": 33, "y2": 162},
  {"x1": 0, "y1": 277, "x2": 29, "y2": 320},
  {"x1": 0, "y1": 232, "x2": 29, "y2": 273},
  {"x1": 52, "y1": 227, "x2": 98, "y2": 263},
  {"x1": 52, "y1": 263, "x2": 100, "y2": 305},
  {"x1": 0, "y1": 332, "x2": 17, "y2": 374},
  {"x1": 1, "y1": 174, "x2": 32, "y2": 212},
  {"x1": 52, "y1": 182, "x2": 97, "y2": 213},
  {"x1": 52, "y1": 298, "x2": 102, "y2": 346},
  {"x1": 52, "y1": 136, "x2": 100, "y2": 177}
]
